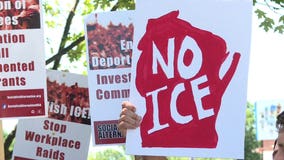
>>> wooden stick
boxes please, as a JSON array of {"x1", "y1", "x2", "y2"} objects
[{"x1": 0, "y1": 121, "x2": 5, "y2": 160}]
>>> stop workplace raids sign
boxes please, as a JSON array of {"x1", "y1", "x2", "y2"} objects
[
  {"x1": 126, "y1": 0, "x2": 252, "y2": 159},
  {"x1": 0, "y1": 0, "x2": 47, "y2": 118},
  {"x1": 13, "y1": 71, "x2": 91, "y2": 160}
]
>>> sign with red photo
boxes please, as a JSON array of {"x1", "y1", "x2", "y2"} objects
[
  {"x1": 0, "y1": 0, "x2": 46, "y2": 118},
  {"x1": 46, "y1": 70, "x2": 90, "y2": 125},
  {"x1": 12, "y1": 70, "x2": 91, "y2": 160},
  {"x1": 84, "y1": 11, "x2": 133, "y2": 145},
  {"x1": 126, "y1": 0, "x2": 252, "y2": 159}
]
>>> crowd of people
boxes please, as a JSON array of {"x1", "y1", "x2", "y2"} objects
[{"x1": 47, "y1": 78, "x2": 90, "y2": 125}]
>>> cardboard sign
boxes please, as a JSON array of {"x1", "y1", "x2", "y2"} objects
[
  {"x1": 255, "y1": 100, "x2": 284, "y2": 140},
  {"x1": 12, "y1": 70, "x2": 91, "y2": 160},
  {"x1": 84, "y1": 11, "x2": 133, "y2": 145},
  {"x1": 0, "y1": 0, "x2": 47, "y2": 118},
  {"x1": 126, "y1": 0, "x2": 252, "y2": 159}
]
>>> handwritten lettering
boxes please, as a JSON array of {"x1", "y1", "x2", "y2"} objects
[{"x1": 136, "y1": 11, "x2": 240, "y2": 148}]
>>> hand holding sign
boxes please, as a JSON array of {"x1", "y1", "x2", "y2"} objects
[{"x1": 118, "y1": 101, "x2": 142, "y2": 137}]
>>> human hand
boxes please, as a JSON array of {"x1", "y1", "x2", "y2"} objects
[
  {"x1": 118, "y1": 101, "x2": 142, "y2": 137},
  {"x1": 118, "y1": 101, "x2": 167, "y2": 160}
]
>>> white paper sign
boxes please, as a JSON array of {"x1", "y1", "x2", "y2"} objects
[
  {"x1": 0, "y1": 0, "x2": 47, "y2": 119},
  {"x1": 126, "y1": 0, "x2": 252, "y2": 159},
  {"x1": 12, "y1": 70, "x2": 91, "y2": 160},
  {"x1": 13, "y1": 118, "x2": 90, "y2": 160},
  {"x1": 85, "y1": 11, "x2": 133, "y2": 145}
]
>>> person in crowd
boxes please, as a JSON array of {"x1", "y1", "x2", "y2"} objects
[
  {"x1": 118, "y1": 101, "x2": 168, "y2": 160},
  {"x1": 273, "y1": 111, "x2": 284, "y2": 159}
]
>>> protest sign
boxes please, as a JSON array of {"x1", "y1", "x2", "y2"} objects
[
  {"x1": 13, "y1": 118, "x2": 90, "y2": 160},
  {"x1": 0, "y1": 0, "x2": 47, "y2": 118},
  {"x1": 255, "y1": 100, "x2": 284, "y2": 140},
  {"x1": 126, "y1": 0, "x2": 252, "y2": 159},
  {"x1": 12, "y1": 70, "x2": 91, "y2": 160},
  {"x1": 85, "y1": 11, "x2": 133, "y2": 145}
]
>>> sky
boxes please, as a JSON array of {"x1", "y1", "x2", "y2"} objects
[{"x1": 247, "y1": 12, "x2": 284, "y2": 103}]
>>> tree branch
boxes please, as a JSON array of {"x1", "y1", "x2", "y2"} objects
[
  {"x1": 51, "y1": 0, "x2": 80, "y2": 70},
  {"x1": 111, "y1": 1, "x2": 119, "y2": 11},
  {"x1": 46, "y1": 35, "x2": 85, "y2": 65}
]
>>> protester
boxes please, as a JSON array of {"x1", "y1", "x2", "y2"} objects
[
  {"x1": 273, "y1": 111, "x2": 284, "y2": 159},
  {"x1": 118, "y1": 101, "x2": 168, "y2": 160}
]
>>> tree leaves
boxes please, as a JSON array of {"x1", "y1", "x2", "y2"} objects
[
  {"x1": 254, "y1": 0, "x2": 284, "y2": 34},
  {"x1": 93, "y1": 0, "x2": 116, "y2": 10},
  {"x1": 255, "y1": 9, "x2": 275, "y2": 32},
  {"x1": 275, "y1": 15, "x2": 284, "y2": 33},
  {"x1": 255, "y1": 9, "x2": 266, "y2": 19},
  {"x1": 272, "y1": 0, "x2": 284, "y2": 6},
  {"x1": 274, "y1": 24, "x2": 284, "y2": 33},
  {"x1": 260, "y1": 17, "x2": 275, "y2": 31}
]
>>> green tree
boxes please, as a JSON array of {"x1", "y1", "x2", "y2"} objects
[
  {"x1": 244, "y1": 103, "x2": 262, "y2": 160},
  {"x1": 88, "y1": 148, "x2": 127, "y2": 160},
  {"x1": 254, "y1": 0, "x2": 284, "y2": 33}
]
